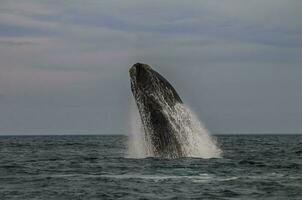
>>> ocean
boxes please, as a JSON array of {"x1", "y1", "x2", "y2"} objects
[{"x1": 0, "y1": 135, "x2": 301, "y2": 200}]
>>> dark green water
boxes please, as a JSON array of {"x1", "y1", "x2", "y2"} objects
[{"x1": 0, "y1": 135, "x2": 301, "y2": 200}]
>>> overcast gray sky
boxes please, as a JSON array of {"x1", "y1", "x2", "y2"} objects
[{"x1": 0, "y1": 0, "x2": 301, "y2": 135}]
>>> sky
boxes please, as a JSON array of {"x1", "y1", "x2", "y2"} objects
[{"x1": 0, "y1": 0, "x2": 301, "y2": 135}]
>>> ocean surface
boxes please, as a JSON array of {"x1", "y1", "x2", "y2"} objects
[{"x1": 0, "y1": 135, "x2": 301, "y2": 200}]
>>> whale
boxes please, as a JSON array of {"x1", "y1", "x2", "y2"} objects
[{"x1": 129, "y1": 63, "x2": 184, "y2": 158}]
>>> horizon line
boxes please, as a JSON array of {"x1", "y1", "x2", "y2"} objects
[{"x1": 0, "y1": 132, "x2": 301, "y2": 136}]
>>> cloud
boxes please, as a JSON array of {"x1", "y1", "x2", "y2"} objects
[
  {"x1": 0, "y1": 0, "x2": 301, "y2": 133},
  {"x1": 0, "y1": 66, "x2": 96, "y2": 95},
  {"x1": 0, "y1": 37, "x2": 40, "y2": 46}
]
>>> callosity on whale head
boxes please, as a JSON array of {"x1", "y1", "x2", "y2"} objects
[{"x1": 129, "y1": 63, "x2": 184, "y2": 158}]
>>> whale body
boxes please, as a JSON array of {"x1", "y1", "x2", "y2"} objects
[{"x1": 129, "y1": 63, "x2": 184, "y2": 158}]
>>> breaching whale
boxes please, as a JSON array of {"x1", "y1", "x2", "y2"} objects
[{"x1": 129, "y1": 63, "x2": 184, "y2": 158}]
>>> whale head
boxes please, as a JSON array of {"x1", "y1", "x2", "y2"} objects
[
  {"x1": 129, "y1": 63, "x2": 182, "y2": 105},
  {"x1": 129, "y1": 63, "x2": 183, "y2": 157}
]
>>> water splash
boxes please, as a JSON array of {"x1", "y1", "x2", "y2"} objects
[
  {"x1": 127, "y1": 102, "x2": 222, "y2": 159},
  {"x1": 126, "y1": 104, "x2": 150, "y2": 158}
]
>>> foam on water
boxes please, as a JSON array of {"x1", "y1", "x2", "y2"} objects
[{"x1": 127, "y1": 101, "x2": 222, "y2": 158}]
